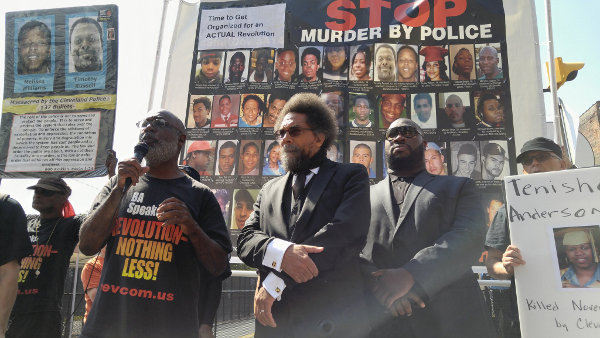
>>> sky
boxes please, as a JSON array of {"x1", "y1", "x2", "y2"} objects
[
  {"x1": 534, "y1": 0, "x2": 598, "y2": 119},
  {"x1": 0, "y1": 0, "x2": 597, "y2": 214}
]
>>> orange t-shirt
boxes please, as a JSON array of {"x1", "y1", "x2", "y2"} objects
[{"x1": 81, "y1": 256, "x2": 104, "y2": 323}]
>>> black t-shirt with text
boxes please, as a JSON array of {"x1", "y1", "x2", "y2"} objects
[
  {"x1": 81, "y1": 175, "x2": 232, "y2": 338},
  {"x1": 0, "y1": 195, "x2": 33, "y2": 267},
  {"x1": 12, "y1": 215, "x2": 81, "y2": 314}
]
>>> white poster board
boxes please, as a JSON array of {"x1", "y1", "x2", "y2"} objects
[{"x1": 506, "y1": 167, "x2": 600, "y2": 337}]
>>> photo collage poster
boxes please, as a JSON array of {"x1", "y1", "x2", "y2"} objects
[{"x1": 185, "y1": 0, "x2": 516, "y2": 256}]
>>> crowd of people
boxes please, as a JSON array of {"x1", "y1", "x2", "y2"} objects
[{"x1": 0, "y1": 90, "x2": 586, "y2": 338}]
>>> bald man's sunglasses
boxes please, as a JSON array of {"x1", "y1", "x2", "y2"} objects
[
  {"x1": 136, "y1": 118, "x2": 182, "y2": 134},
  {"x1": 386, "y1": 126, "x2": 420, "y2": 140}
]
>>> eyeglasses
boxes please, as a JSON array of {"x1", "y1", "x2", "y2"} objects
[
  {"x1": 275, "y1": 126, "x2": 314, "y2": 139},
  {"x1": 520, "y1": 152, "x2": 559, "y2": 166},
  {"x1": 136, "y1": 118, "x2": 182, "y2": 134},
  {"x1": 386, "y1": 126, "x2": 420, "y2": 140},
  {"x1": 34, "y1": 188, "x2": 58, "y2": 197}
]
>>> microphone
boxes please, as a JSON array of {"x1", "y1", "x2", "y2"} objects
[{"x1": 123, "y1": 142, "x2": 149, "y2": 192}]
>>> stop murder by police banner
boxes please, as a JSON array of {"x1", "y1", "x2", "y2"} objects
[{"x1": 171, "y1": 0, "x2": 518, "y2": 253}]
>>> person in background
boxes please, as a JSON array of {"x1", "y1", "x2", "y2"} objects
[
  {"x1": 485, "y1": 137, "x2": 567, "y2": 337},
  {"x1": 7, "y1": 178, "x2": 81, "y2": 338},
  {"x1": 0, "y1": 194, "x2": 32, "y2": 338}
]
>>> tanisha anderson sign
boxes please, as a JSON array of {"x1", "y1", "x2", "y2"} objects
[{"x1": 505, "y1": 167, "x2": 600, "y2": 338}]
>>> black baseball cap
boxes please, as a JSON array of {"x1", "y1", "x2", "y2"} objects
[
  {"x1": 27, "y1": 177, "x2": 71, "y2": 196},
  {"x1": 483, "y1": 143, "x2": 506, "y2": 158},
  {"x1": 516, "y1": 137, "x2": 562, "y2": 163}
]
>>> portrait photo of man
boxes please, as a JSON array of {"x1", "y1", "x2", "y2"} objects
[
  {"x1": 195, "y1": 51, "x2": 224, "y2": 84},
  {"x1": 475, "y1": 91, "x2": 505, "y2": 128},
  {"x1": 396, "y1": 45, "x2": 418, "y2": 83},
  {"x1": 68, "y1": 16, "x2": 104, "y2": 73},
  {"x1": 476, "y1": 43, "x2": 503, "y2": 80},
  {"x1": 349, "y1": 94, "x2": 372, "y2": 128},
  {"x1": 17, "y1": 19, "x2": 52, "y2": 75},
  {"x1": 374, "y1": 43, "x2": 396, "y2": 82},
  {"x1": 480, "y1": 141, "x2": 508, "y2": 181},
  {"x1": 439, "y1": 92, "x2": 474, "y2": 129},
  {"x1": 274, "y1": 48, "x2": 297, "y2": 82},
  {"x1": 298, "y1": 46, "x2": 322, "y2": 83},
  {"x1": 379, "y1": 93, "x2": 406, "y2": 129},
  {"x1": 187, "y1": 96, "x2": 212, "y2": 129},
  {"x1": 350, "y1": 140, "x2": 376, "y2": 178},
  {"x1": 215, "y1": 140, "x2": 238, "y2": 175},
  {"x1": 263, "y1": 92, "x2": 289, "y2": 128},
  {"x1": 451, "y1": 141, "x2": 481, "y2": 180},
  {"x1": 211, "y1": 94, "x2": 240, "y2": 128},
  {"x1": 225, "y1": 50, "x2": 249, "y2": 83},
  {"x1": 424, "y1": 142, "x2": 447, "y2": 175},
  {"x1": 248, "y1": 48, "x2": 273, "y2": 83},
  {"x1": 231, "y1": 189, "x2": 258, "y2": 230},
  {"x1": 411, "y1": 93, "x2": 436, "y2": 129},
  {"x1": 183, "y1": 140, "x2": 216, "y2": 176}
]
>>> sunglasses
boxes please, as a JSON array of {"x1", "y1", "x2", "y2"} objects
[
  {"x1": 275, "y1": 126, "x2": 314, "y2": 139},
  {"x1": 385, "y1": 126, "x2": 420, "y2": 140},
  {"x1": 520, "y1": 152, "x2": 558, "y2": 166},
  {"x1": 136, "y1": 118, "x2": 182, "y2": 134},
  {"x1": 34, "y1": 188, "x2": 59, "y2": 197}
]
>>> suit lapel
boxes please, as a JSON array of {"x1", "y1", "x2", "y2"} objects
[
  {"x1": 377, "y1": 176, "x2": 396, "y2": 229},
  {"x1": 291, "y1": 159, "x2": 336, "y2": 241},
  {"x1": 394, "y1": 171, "x2": 435, "y2": 234},
  {"x1": 269, "y1": 172, "x2": 292, "y2": 239}
]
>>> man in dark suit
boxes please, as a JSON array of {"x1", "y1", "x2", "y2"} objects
[
  {"x1": 361, "y1": 118, "x2": 495, "y2": 338},
  {"x1": 238, "y1": 93, "x2": 371, "y2": 338}
]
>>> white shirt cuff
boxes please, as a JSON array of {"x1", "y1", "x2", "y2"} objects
[
  {"x1": 263, "y1": 272, "x2": 286, "y2": 301},
  {"x1": 263, "y1": 238, "x2": 293, "y2": 272}
]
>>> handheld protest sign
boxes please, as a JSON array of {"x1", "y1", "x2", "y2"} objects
[{"x1": 506, "y1": 167, "x2": 600, "y2": 337}]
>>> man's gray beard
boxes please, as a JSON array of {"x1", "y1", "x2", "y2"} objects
[
  {"x1": 386, "y1": 143, "x2": 425, "y2": 171},
  {"x1": 281, "y1": 144, "x2": 311, "y2": 173},
  {"x1": 145, "y1": 140, "x2": 179, "y2": 167}
]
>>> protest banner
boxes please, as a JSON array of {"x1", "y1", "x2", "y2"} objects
[
  {"x1": 0, "y1": 5, "x2": 118, "y2": 178},
  {"x1": 160, "y1": 0, "x2": 544, "y2": 251},
  {"x1": 506, "y1": 166, "x2": 600, "y2": 337}
]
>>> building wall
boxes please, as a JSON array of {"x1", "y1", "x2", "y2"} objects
[{"x1": 578, "y1": 101, "x2": 600, "y2": 165}]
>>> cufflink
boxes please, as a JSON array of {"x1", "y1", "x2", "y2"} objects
[
  {"x1": 272, "y1": 261, "x2": 277, "y2": 268},
  {"x1": 276, "y1": 287, "x2": 281, "y2": 293}
]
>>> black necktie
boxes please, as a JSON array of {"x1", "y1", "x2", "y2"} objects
[
  {"x1": 292, "y1": 172, "x2": 307, "y2": 200},
  {"x1": 289, "y1": 172, "x2": 308, "y2": 236}
]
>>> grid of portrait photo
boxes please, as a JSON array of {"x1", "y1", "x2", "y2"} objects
[{"x1": 184, "y1": 4, "x2": 516, "y2": 244}]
